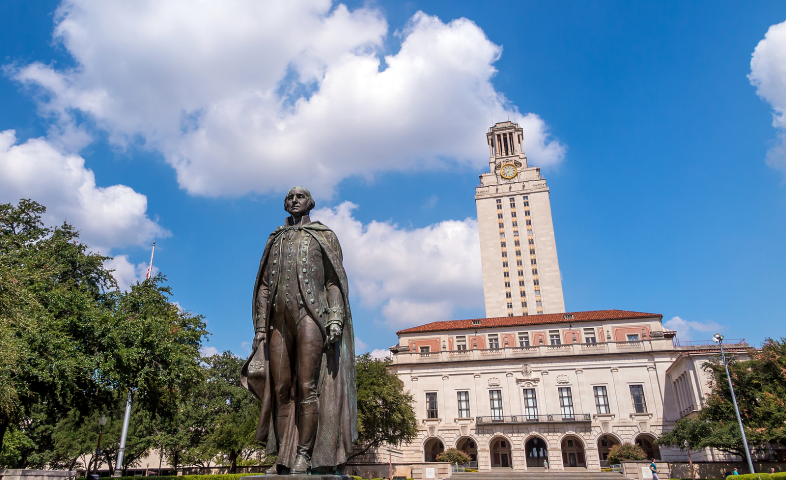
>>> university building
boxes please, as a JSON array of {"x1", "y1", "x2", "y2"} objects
[{"x1": 381, "y1": 122, "x2": 745, "y2": 472}]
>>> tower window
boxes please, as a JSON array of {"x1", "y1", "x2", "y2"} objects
[
  {"x1": 498, "y1": 213, "x2": 503, "y2": 219},
  {"x1": 519, "y1": 280, "x2": 525, "y2": 286},
  {"x1": 511, "y1": 211, "x2": 517, "y2": 217},
  {"x1": 523, "y1": 201, "x2": 529, "y2": 207},
  {"x1": 501, "y1": 251, "x2": 507, "y2": 257},
  {"x1": 514, "y1": 240, "x2": 520, "y2": 246},
  {"x1": 528, "y1": 238, "x2": 534, "y2": 245},
  {"x1": 496, "y1": 199, "x2": 502, "y2": 204},
  {"x1": 531, "y1": 259, "x2": 537, "y2": 265}
]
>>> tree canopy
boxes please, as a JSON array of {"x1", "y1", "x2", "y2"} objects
[
  {"x1": 0, "y1": 199, "x2": 208, "y2": 469},
  {"x1": 657, "y1": 339, "x2": 786, "y2": 458},
  {"x1": 349, "y1": 353, "x2": 418, "y2": 461}
]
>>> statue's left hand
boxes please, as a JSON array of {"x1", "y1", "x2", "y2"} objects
[{"x1": 328, "y1": 324, "x2": 341, "y2": 344}]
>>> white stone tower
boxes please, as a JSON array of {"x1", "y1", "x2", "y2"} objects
[{"x1": 475, "y1": 121, "x2": 565, "y2": 317}]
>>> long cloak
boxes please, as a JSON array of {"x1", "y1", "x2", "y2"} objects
[{"x1": 240, "y1": 222, "x2": 357, "y2": 469}]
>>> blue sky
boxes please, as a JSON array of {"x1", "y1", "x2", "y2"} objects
[{"x1": 1, "y1": 1, "x2": 785, "y2": 358}]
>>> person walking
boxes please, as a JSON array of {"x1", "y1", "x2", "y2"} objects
[
  {"x1": 732, "y1": 467, "x2": 739, "y2": 475},
  {"x1": 649, "y1": 460, "x2": 659, "y2": 480}
]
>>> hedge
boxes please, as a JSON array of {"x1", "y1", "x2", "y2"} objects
[{"x1": 726, "y1": 473, "x2": 786, "y2": 480}]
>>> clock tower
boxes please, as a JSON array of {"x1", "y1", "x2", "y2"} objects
[{"x1": 475, "y1": 121, "x2": 565, "y2": 317}]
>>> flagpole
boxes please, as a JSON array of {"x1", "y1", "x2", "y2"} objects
[{"x1": 114, "y1": 241, "x2": 155, "y2": 477}]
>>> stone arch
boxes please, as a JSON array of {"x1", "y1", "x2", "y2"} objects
[
  {"x1": 423, "y1": 436, "x2": 445, "y2": 462},
  {"x1": 454, "y1": 436, "x2": 479, "y2": 465},
  {"x1": 596, "y1": 433, "x2": 621, "y2": 467},
  {"x1": 560, "y1": 434, "x2": 586, "y2": 468},
  {"x1": 523, "y1": 433, "x2": 549, "y2": 468},
  {"x1": 635, "y1": 433, "x2": 661, "y2": 461},
  {"x1": 488, "y1": 434, "x2": 514, "y2": 468}
]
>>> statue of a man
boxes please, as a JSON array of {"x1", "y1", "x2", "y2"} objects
[{"x1": 241, "y1": 186, "x2": 357, "y2": 475}]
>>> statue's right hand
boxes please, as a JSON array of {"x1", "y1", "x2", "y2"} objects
[{"x1": 253, "y1": 331, "x2": 266, "y2": 351}]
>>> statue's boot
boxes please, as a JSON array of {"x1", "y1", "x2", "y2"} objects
[
  {"x1": 291, "y1": 401, "x2": 318, "y2": 474},
  {"x1": 268, "y1": 402, "x2": 292, "y2": 475}
]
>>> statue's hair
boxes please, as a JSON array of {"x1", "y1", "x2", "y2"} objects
[{"x1": 284, "y1": 186, "x2": 316, "y2": 213}]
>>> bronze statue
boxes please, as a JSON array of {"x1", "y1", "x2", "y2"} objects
[{"x1": 241, "y1": 186, "x2": 357, "y2": 475}]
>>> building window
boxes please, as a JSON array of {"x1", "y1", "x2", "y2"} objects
[
  {"x1": 523, "y1": 389, "x2": 538, "y2": 419},
  {"x1": 505, "y1": 291, "x2": 512, "y2": 298},
  {"x1": 496, "y1": 199, "x2": 502, "y2": 204},
  {"x1": 504, "y1": 271, "x2": 509, "y2": 277},
  {"x1": 594, "y1": 386, "x2": 610, "y2": 414},
  {"x1": 627, "y1": 334, "x2": 640, "y2": 342},
  {"x1": 521, "y1": 301, "x2": 527, "y2": 308},
  {"x1": 511, "y1": 211, "x2": 517, "y2": 217},
  {"x1": 549, "y1": 330, "x2": 561, "y2": 345},
  {"x1": 533, "y1": 279, "x2": 540, "y2": 285},
  {"x1": 488, "y1": 334, "x2": 499, "y2": 349},
  {"x1": 630, "y1": 385, "x2": 647, "y2": 413},
  {"x1": 504, "y1": 281, "x2": 510, "y2": 287},
  {"x1": 506, "y1": 302, "x2": 513, "y2": 309},
  {"x1": 526, "y1": 219, "x2": 532, "y2": 225},
  {"x1": 536, "y1": 301, "x2": 543, "y2": 307},
  {"x1": 516, "y1": 259, "x2": 523, "y2": 266},
  {"x1": 531, "y1": 259, "x2": 537, "y2": 265},
  {"x1": 584, "y1": 328, "x2": 596, "y2": 344},
  {"x1": 500, "y1": 241, "x2": 506, "y2": 247},
  {"x1": 420, "y1": 346, "x2": 430, "y2": 355},
  {"x1": 497, "y1": 213, "x2": 503, "y2": 219},
  {"x1": 489, "y1": 390, "x2": 503, "y2": 420},
  {"x1": 502, "y1": 261, "x2": 508, "y2": 267},
  {"x1": 512, "y1": 221, "x2": 518, "y2": 227},
  {"x1": 501, "y1": 251, "x2": 507, "y2": 258},
  {"x1": 426, "y1": 392, "x2": 438, "y2": 419},
  {"x1": 455, "y1": 336, "x2": 466, "y2": 351},
  {"x1": 528, "y1": 238, "x2": 535, "y2": 245},
  {"x1": 559, "y1": 387, "x2": 575, "y2": 419},
  {"x1": 517, "y1": 332, "x2": 530, "y2": 347},
  {"x1": 457, "y1": 391, "x2": 470, "y2": 418},
  {"x1": 515, "y1": 240, "x2": 521, "y2": 246}
]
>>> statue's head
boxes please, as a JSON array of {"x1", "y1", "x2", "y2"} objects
[{"x1": 284, "y1": 186, "x2": 315, "y2": 217}]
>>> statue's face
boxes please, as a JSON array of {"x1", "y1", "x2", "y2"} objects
[{"x1": 285, "y1": 187, "x2": 311, "y2": 216}]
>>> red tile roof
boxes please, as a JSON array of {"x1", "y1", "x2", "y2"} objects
[{"x1": 396, "y1": 309, "x2": 662, "y2": 335}]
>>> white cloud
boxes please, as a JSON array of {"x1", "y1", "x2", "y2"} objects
[
  {"x1": 355, "y1": 337, "x2": 368, "y2": 351},
  {"x1": 663, "y1": 316, "x2": 724, "y2": 342},
  {"x1": 200, "y1": 346, "x2": 220, "y2": 357},
  {"x1": 103, "y1": 255, "x2": 159, "y2": 291},
  {"x1": 312, "y1": 201, "x2": 483, "y2": 329},
  {"x1": 369, "y1": 348, "x2": 391, "y2": 361},
  {"x1": 749, "y1": 20, "x2": 786, "y2": 174},
  {"x1": 0, "y1": 130, "x2": 168, "y2": 255},
  {"x1": 12, "y1": 1, "x2": 565, "y2": 198}
]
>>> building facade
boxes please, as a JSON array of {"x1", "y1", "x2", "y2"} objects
[
  {"x1": 388, "y1": 310, "x2": 746, "y2": 471},
  {"x1": 476, "y1": 121, "x2": 565, "y2": 317}
]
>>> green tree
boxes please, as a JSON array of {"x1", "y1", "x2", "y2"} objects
[
  {"x1": 348, "y1": 353, "x2": 418, "y2": 461},
  {"x1": 657, "y1": 338, "x2": 786, "y2": 458},
  {"x1": 0, "y1": 199, "x2": 208, "y2": 470},
  {"x1": 606, "y1": 443, "x2": 647, "y2": 465},
  {"x1": 200, "y1": 353, "x2": 262, "y2": 472},
  {"x1": 436, "y1": 448, "x2": 471, "y2": 464}
]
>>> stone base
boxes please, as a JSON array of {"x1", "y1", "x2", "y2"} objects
[{"x1": 240, "y1": 476, "x2": 351, "y2": 480}]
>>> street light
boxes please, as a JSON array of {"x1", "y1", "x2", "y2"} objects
[
  {"x1": 93, "y1": 415, "x2": 108, "y2": 479},
  {"x1": 713, "y1": 333, "x2": 755, "y2": 474}
]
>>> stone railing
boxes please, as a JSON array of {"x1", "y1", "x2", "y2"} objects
[{"x1": 391, "y1": 339, "x2": 674, "y2": 365}]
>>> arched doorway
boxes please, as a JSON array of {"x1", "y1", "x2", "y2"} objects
[
  {"x1": 597, "y1": 435, "x2": 620, "y2": 467},
  {"x1": 424, "y1": 438, "x2": 444, "y2": 462},
  {"x1": 560, "y1": 435, "x2": 586, "y2": 468},
  {"x1": 525, "y1": 436, "x2": 548, "y2": 468},
  {"x1": 456, "y1": 437, "x2": 478, "y2": 466},
  {"x1": 489, "y1": 437, "x2": 513, "y2": 468},
  {"x1": 635, "y1": 434, "x2": 661, "y2": 460}
]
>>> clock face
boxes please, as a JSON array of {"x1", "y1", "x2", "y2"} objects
[{"x1": 500, "y1": 164, "x2": 517, "y2": 179}]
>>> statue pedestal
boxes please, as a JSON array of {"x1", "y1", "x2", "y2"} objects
[{"x1": 240, "y1": 476, "x2": 352, "y2": 480}]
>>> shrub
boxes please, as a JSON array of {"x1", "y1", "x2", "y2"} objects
[
  {"x1": 606, "y1": 442, "x2": 647, "y2": 465},
  {"x1": 435, "y1": 448, "x2": 471, "y2": 464}
]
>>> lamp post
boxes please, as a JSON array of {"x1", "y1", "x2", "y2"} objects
[
  {"x1": 93, "y1": 415, "x2": 107, "y2": 478},
  {"x1": 713, "y1": 333, "x2": 755, "y2": 474},
  {"x1": 684, "y1": 440, "x2": 695, "y2": 480}
]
